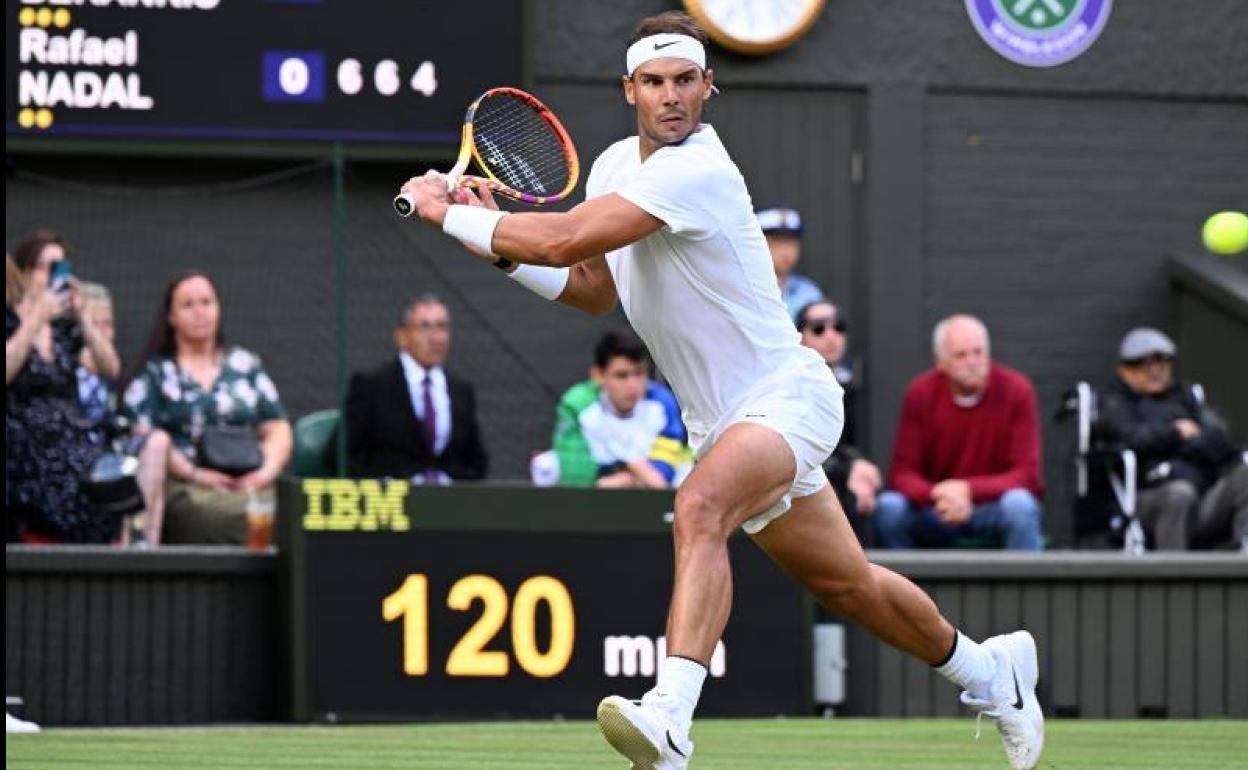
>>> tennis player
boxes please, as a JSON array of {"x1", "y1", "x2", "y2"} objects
[{"x1": 399, "y1": 12, "x2": 1044, "y2": 770}]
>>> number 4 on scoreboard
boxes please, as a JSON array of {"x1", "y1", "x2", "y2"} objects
[
  {"x1": 382, "y1": 573, "x2": 575, "y2": 679},
  {"x1": 410, "y1": 61, "x2": 437, "y2": 97}
]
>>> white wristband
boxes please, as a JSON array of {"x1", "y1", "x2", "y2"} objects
[
  {"x1": 509, "y1": 263, "x2": 570, "y2": 301},
  {"x1": 442, "y1": 205, "x2": 509, "y2": 256}
]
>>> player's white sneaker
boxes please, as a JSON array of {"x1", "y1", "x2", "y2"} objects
[
  {"x1": 596, "y1": 694, "x2": 694, "y2": 770},
  {"x1": 959, "y1": 630, "x2": 1045, "y2": 770}
]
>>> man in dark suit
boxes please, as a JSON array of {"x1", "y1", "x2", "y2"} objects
[{"x1": 345, "y1": 294, "x2": 488, "y2": 482}]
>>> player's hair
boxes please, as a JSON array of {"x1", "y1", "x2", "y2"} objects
[
  {"x1": 398, "y1": 292, "x2": 448, "y2": 328},
  {"x1": 11, "y1": 228, "x2": 69, "y2": 273},
  {"x1": 594, "y1": 329, "x2": 649, "y2": 369},
  {"x1": 629, "y1": 11, "x2": 708, "y2": 46}
]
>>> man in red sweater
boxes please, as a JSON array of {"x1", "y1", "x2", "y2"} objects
[{"x1": 875, "y1": 315, "x2": 1045, "y2": 550}]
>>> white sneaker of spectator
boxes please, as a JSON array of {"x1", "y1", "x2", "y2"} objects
[{"x1": 6, "y1": 711, "x2": 41, "y2": 733}]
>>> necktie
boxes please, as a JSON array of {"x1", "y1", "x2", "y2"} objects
[{"x1": 422, "y1": 374, "x2": 439, "y2": 483}]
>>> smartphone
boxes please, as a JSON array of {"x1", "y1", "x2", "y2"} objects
[{"x1": 49, "y1": 259, "x2": 73, "y2": 293}]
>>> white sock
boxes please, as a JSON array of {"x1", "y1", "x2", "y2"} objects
[
  {"x1": 934, "y1": 631, "x2": 997, "y2": 697},
  {"x1": 649, "y1": 656, "x2": 707, "y2": 727}
]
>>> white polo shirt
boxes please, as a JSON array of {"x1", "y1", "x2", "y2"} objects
[{"x1": 585, "y1": 125, "x2": 830, "y2": 444}]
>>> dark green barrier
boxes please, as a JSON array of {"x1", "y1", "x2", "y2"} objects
[{"x1": 6, "y1": 545, "x2": 279, "y2": 726}]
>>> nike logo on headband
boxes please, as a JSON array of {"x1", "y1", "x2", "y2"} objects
[{"x1": 654, "y1": 41, "x2": 679, "y2": 49}]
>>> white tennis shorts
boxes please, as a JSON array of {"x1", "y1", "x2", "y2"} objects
[{"x1": 690, "y1": 361, "x2": 844, "y2": 534}]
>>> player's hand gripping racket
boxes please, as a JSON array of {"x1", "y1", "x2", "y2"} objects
[{"x1": 393, "y1": 87, "x2": 579, "y2": 216}]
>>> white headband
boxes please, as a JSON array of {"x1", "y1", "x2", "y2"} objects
[{"x1": 626, "y1": 33, "x2": 706, "y2": 75}]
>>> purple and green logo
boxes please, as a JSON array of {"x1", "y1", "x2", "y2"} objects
[{"x1": 965, "y1": 0, "x2": 1113, "y2": 68}]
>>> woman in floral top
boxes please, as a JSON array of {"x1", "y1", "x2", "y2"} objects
[{"x1": 122, "y1": 271, "x2": 291, "y2": 545}]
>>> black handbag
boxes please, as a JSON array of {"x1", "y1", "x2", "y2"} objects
[
  {"x1": 81, "y1": 452, "x2": 145, "y2": 517},
  {"x1": 198, "y1": 425, "x2": 263, "y2": 477}
]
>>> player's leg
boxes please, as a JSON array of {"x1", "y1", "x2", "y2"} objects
[
  {"x1": 666, "y1": 422, "x2": 795, "y2": 660},
  {"x1": 750, "y1": 486, "x2": 1045, "y2": 770},
  {"x1": 598, "y1": 422, "x2": 794, "y2": 770},
  {"x1": 750, "y1": 484, "x2": 953, "y2": 661}
]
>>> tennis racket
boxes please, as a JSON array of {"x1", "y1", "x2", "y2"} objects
[{"x1": 393, "y1": 87, "x2": 579, "y2": 216}]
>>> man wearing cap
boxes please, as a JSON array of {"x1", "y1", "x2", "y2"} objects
[
  {"x1": 757, "y1": 206, "x2": 826, "y2": 320},
  {"x1": 1093, "y1": 328, "x2": 1247, "y2": 550},
  {"x1": 398, "y1": 11, "x2": 1044, "y2": 770}
]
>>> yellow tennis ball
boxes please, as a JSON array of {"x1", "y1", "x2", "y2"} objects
[{"x1": 1202, "y1": 211, "x2": 1248, "y2": 256}]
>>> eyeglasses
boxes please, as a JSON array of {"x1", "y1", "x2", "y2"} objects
[
  {"x1": 1124, "y1": 354, "x2": 1173, "y2": 368},
  {"x1": 406, "y1": 320, "x2": 450, "y2": 332},
  {"x1": 802, "y1": 318, "x2": 847, "y2": 336}
]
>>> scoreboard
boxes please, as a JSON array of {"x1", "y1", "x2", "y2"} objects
[
  {"x1": 283, "y1": 480, "x2": 813, "y2": 721},
  {"x1": 6, "y1": 0, "x2": 524, "y2": 145}
]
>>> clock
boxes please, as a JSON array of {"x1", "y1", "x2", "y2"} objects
[{"x1": 683, "y1": 0, "x2": 827, "y2": 56}]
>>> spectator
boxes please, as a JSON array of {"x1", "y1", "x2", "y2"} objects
[
  {"x1": 757, "y1": 206, "x2": 824, "y2": 320},
  {"x1": 797, "y1": 300, "x2": 881, "y2": 544},
  {"x1": 875, "y1": 315, "x2": 1044, "y2": 550},
  {"x1": 121, "y1": 271, "x2": 291, "y2": 545},
  {"x1": 75, "y1": 282, "x2": 116, "y2": 433},
  {"x1": 75, "y1": 280, "x2": 168, "y2": 544},
  {"x1": 6, "y1": 232, "x2": 126, "y2": 543},
  {"x1": 545, "y1": 330, "x2": 689, "y2": 488},
  {"x1": 345, "y1": 294, "x2": 487, "y2": 483},
  {"x1": 1093, "y1": 328, "x2": 1247, "y2": 550}
]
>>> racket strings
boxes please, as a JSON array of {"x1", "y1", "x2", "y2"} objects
[
  {"x1": 475, "y1": 98, "x2": 566, "y2": 165},
  {"x1": 475, "y1": 111, "x2": 568, "y2": 187},
  {"x1": 472, "y1": 95, "x2": 571, "y2": 196}
]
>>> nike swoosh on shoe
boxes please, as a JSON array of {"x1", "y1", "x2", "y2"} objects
[{"x1": 666, "y1": 729, "x2": 687, "y2": 758}]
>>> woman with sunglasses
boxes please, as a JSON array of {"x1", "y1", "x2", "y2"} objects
[{"x1": 797, "y1": 300, "x2": 882, "y2": 543}]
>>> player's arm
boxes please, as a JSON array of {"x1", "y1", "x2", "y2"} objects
[
  {"x1": 426, "y1": 180, "x2": 658, "y2": 315},
  {"x1": 487, "y1": 194, "x2": 660, "y2": 315},
  {"x1": 554, "y1": 256, "x2": 618, "y2": 316},
  {"x1": 488, "y1": 193, "x2": 662, "y2": 268},
  {"x1": 402, "y1": 172, "x2": 662, "y2": 266}
]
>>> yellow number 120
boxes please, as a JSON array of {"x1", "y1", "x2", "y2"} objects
[{"x1": 382, "y1": 573, "x2": 575, "y2": 679}]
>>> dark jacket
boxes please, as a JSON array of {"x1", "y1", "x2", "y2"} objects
[
  {"x1": 822, "y1": 361, "x2": 862, "y2": 489},
  {"x1": 344, "y1": 359, "x2": 488, "y2": 481},
  {"x1": 1093, "y1": 377, "x2": 1236, "y2": 493}
]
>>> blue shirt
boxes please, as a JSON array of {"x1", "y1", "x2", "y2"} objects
[{"x1": 782, "y1": 273, "x2": 825, "y2": 320}]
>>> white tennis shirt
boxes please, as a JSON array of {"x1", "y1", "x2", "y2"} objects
[{"x1": 585, "y1": 125, "x2": 831, "y2": 443}]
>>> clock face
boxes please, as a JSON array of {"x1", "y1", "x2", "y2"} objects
[{"x1": 684, "y1": 0, "x2": 827, "y2": 55}]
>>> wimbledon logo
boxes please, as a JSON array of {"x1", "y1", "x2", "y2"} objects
[{"x1": 965, "y1": 0, "x2": 1114, "y2": 68}]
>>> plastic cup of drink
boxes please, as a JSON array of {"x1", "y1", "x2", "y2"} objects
[{"x1": 245, "y1": 490, "x2": 276, "y2": 551}]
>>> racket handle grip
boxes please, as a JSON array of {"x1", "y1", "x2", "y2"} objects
[
  {"x1": 393, "y1": 192, "x2": 416, "y2": 218},
  {"x1": 394, "y1": 173, "x2": 458, "y2": 217}
]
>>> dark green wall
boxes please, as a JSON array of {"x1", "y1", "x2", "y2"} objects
[{"x1": 7, "y1": 0, "x2": 1246, "y2": 543}]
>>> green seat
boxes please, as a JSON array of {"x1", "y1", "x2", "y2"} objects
[{"x1": 293, "y1": 409, "x2": 341, "y2": 478}]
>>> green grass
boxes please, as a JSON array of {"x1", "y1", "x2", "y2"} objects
[{"x1": 6, "y1": 719, "x2": 1245, "y2": 769}]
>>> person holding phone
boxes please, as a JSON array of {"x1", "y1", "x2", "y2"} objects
[{"x1": 6, "y1": 230, "x2": 126, "y2": 543}]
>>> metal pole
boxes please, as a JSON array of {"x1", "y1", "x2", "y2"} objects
[{"x1": 332, "y1": 142, "x2": 348, "y2": 475}]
